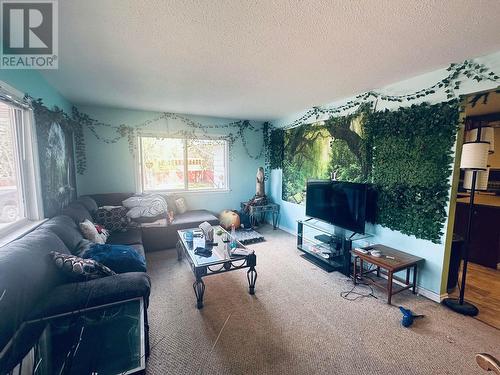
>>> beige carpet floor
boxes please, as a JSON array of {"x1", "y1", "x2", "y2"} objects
[{"x1": 145, "y1": 225, "x2": 500, "y2": 375}]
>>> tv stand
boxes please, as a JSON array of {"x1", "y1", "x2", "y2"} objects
[{"x1": 297, "y1": 219, "x2": 372, "y2": 275}]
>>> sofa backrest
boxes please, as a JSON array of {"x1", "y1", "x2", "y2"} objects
[
  {"x1": 38, "y1": 215, "x2": 85, "y2": 252},
  {"x1": 0, "y1": 229, "x2": 69, "y2": 353},
  {"x1": 83, "y1": 193, "x2": 134, "y2": 208},
  {"x1": 61, "y1": 202, "x2": 93, "y2": 224}
]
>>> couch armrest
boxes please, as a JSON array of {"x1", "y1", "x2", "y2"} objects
[{"x1": 28, "y1": 272, "x2": 151, "y2": 321}]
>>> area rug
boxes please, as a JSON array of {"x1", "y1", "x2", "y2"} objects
[{"x1": 233, "y1": 228, "x2": 265, "y2": 244}]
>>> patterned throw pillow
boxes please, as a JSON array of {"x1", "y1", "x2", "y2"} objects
[
  {"x1": 49, "y1": 251, "x2": 116, "y2": 280},
  {"x1": 93, "y1": 206, "x2": 129, "y2": 232},
  {"x1": 122, "y1": 194, "x2": 168, "y2": 220}
]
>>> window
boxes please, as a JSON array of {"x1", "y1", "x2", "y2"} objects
[
  {"x1": 139, "y1": 136, "x2": 228, "y2": 192},
  {"x1": 0, "y1": 96, "x2": 42, "y2": 236}
]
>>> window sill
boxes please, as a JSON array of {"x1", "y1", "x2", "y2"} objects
[{"x1": 0, "y1": 219, "x2": 47, "y2": 248}]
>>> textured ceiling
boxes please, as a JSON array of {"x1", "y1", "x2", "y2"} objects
[{"x1": 42, "y1": 0, "x2": 500, "y2": 120}]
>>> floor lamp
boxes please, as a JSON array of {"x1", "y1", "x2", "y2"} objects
[{"x1": 443, "y1": 130, "x2": 491, "y2": 316}]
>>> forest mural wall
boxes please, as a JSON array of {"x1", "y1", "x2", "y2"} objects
[
  {"x1": 271, "y1": 101, "x2": 459, "y2": 243},
  {"x1": 33, "y1": 100, "x2": 77, "y2": 217}
]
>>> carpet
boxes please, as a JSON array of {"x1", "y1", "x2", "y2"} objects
[
  {"x1": 145, "y1": 225, "x2": 500, "y2": 375},
  {"x1": 233, "y1": 228, "x2": 265, "y2": 245}
]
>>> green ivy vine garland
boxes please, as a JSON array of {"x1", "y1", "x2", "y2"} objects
[
  {"x1": 278, "y1": 60, "x2": 500, "y2": 130},
  {"x1": 72, "y1": 107, "x2": 272, "y2": 175}
]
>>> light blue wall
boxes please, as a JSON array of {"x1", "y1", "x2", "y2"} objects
[
  {"x1": 76, "y1": 104, "x2": 266, "y2": 213},
  {"x1": 269, "y1": 51, "x2": 500, "y2": 297},
  {"x1": 0, "y1": 70, "x2": 72, "y2": 112}
]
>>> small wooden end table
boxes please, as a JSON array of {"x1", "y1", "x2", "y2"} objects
[{"x1": 352, "y1": 245, "x2": 424, "y2": 304}]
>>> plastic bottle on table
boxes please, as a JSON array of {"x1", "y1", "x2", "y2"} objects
[{"x1": 230, "y1": 224, "x2": 238, "y2": 250}]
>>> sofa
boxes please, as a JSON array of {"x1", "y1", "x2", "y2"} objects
[
  {"x1": 0, "y1": 193, "x2": 219, "y2": 372},
  {"x1": 81, "y1": 192, "x2": 220, "y2": 251}
]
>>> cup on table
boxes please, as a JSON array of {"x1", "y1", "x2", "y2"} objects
[{"x1": 184, "y1": 230, "x2": 194, "y2": 242}]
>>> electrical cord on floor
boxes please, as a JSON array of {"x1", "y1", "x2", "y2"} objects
[
  {"x1": 340, "y1": 282, "x2": 378, "y2": 301},
  {"x1": 340, "y1": 263, "x2": 378, "y2": 301}
]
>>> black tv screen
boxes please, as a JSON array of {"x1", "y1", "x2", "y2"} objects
[{"x1": 305, "y1": 180, "x2": 367, "y2": 233}]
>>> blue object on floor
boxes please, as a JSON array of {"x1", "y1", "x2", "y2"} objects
[{"x1": 399, "y1": 306, "x2": 424, "y2": 327}]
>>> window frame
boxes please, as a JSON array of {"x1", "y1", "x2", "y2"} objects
[
  {"x1": 0, "y1": 83, "x2": 43, "y2": 240},
  {"x1": 137, "y1": 134, "x2": 230, "y2": 194}
]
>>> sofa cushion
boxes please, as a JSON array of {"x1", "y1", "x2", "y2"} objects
[
  {"x1": 0, "y1": 230, "x2": 69, "y2": 353},
  {"x1": 38, "y1": 215, "x2": 84, "y2": 251},
  {"x1": 61, "y1": 202, "x2": 93, "y2": 224},
  {"x1": 171, "y1": 209, "x2": 219, "y2": 228},
  {"x1": 28, "y1": 272, "x2": 151, "y2": 321},
  {"x1": 75, "y1": 196, "x2": 98, "y2": 213},
  {"x1": 107, "y1": 228, "x2": 142, "y2": 246},
  {"x1": 85, "y1": 193, "x2": 134, "y2": 207}
]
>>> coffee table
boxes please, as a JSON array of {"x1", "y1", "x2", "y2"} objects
[{"x1": 176, "y1": 225, "x2": 257, "y2": 309}]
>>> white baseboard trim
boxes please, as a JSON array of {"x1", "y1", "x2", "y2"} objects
[{"x1": 379, "y1": 271, "x2": 446, "y2": 303}]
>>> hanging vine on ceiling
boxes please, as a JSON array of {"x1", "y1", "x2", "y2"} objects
[{"x1": 278, "y1": 60, "x2": 500, "y2": 130}]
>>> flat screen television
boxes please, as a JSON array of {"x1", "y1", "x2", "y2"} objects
[{"x1": 305, "y1": 180, "x2": 367, "y2": 234}]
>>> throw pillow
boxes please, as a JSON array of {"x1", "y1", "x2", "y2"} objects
[
  {"x1": 123, "y1": 194, "x2": 168, "y2": 220},
  {"x1": 165, "y1": 194, "x2": 178, "y2": 214},
  {"x1": 93, "y1": 206, "x2": 129, "y2": 232},
  {"x1": 80, "y1": 219, "x2": 105, "y2": 244},
  {"x1": 82, "y1": 244, "x2": 147, "y2": 273},
  {"x1": 49, "y1": 251, "x2": 116, "y2": 281},
  {"x1": 94, "y1": 224, "x2": 110, "y2": 243},
  {"x1": 175, "y1": 197, "x2": 187, "y2": 214}
]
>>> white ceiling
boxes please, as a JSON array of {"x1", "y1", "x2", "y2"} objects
[{"x1": 42, "y1": 0, "x2": 500, "y2": 120}]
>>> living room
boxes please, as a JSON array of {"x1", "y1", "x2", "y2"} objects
[{"x1": 0, "y1": 1, "x2": 499, "y2": 374}]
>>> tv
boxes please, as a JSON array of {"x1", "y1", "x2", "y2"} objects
[{"x1": 305, "y1": 180, "x2": 368, "y2": 234}]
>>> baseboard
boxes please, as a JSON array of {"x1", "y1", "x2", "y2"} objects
[{"x1": 378, "y1": 271, "x2": 446, "y2": 303}]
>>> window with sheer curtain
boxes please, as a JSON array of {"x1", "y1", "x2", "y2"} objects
[
  {"x1": 0, "y1": 98, "x2": 42, "y2": 236},
  {"x1": 138, "y1": 136, "x2": 229, "y2": 192}
]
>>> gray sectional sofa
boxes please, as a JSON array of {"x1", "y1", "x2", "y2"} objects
[{"x1": 0, "y1": 192, "x2": 219, "y2": 373}]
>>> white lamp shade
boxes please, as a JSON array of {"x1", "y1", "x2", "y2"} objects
[
  {"x1": 460, "y1": 142, "x2": 489, "y2": 170},
  {"x1": 464, "y1": 168, "x2": 490, "y2": 191},
  {"x1": 465, "y1": 127, "x2": 495, "y2": 153}
]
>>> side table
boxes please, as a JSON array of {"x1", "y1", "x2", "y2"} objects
[
  {"x1": 352, "y1": 244, "x2": 424, "y2": 304},
  {"x1": 240, "y1": 202, "x2": 280, "y2": 229}
]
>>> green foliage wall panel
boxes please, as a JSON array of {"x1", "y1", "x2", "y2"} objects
[
  {"x1": 366, "y1": 101, "x2": 459, "y2": 243},
  {"x1": 273, "y1": 101, "x2": 459, "y2": 243}
]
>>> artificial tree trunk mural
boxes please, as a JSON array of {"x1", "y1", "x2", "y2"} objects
[{"x1": 282, "y1": 105, "x2": 371, "y2": 204}]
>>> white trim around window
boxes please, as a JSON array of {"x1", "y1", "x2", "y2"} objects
[
  {"x1": 135, "y1": 134, "x2": 230, "y2": 194},
  {"x1": 0, "y1": 82, "x2": 44, "y2": 242}
]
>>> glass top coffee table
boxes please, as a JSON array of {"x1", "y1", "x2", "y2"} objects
[{"x1": 176, "y1": 225, "x2": 257, "y2": 309}]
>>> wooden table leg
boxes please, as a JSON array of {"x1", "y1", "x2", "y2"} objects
[
  {"x1": 387, "y1": 271, "x2": 393, "y2": 305},
  {"x1": 376, "y1": 266, "x2": 380, "y2": 278},
  {"x1": 412, "y1": 265, "x2": 417, "y2": 294},
  {"x1": 406, "y1": 268, "x2": 410, "y2": 285},
  {"x1": 353, "y1": 256, "x2": 357, "y2": 285},
  {"x1": 360, "y1": 259, "x2": 364, "y2": 276}
]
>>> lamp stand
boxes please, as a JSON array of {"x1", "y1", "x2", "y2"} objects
[{"x1": 442, "y1": 170, "x2": 479, "y2": 316}]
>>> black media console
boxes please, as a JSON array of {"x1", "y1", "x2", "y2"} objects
[{"x1": 297, "y1": 218, "x2": 372, "y2": 275}]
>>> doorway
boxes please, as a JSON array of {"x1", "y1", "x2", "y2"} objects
[{"x1": 448, "y1": 87, "x2": 500, "y2": 329}]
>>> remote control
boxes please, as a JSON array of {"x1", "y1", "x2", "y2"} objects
[{"x1": 355, "y1": 248, "x2": 369, "y2": 254}]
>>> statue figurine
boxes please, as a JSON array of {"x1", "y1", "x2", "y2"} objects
[{"x1": 256, "y1": 167, "x2": 265, "y2": 197}]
